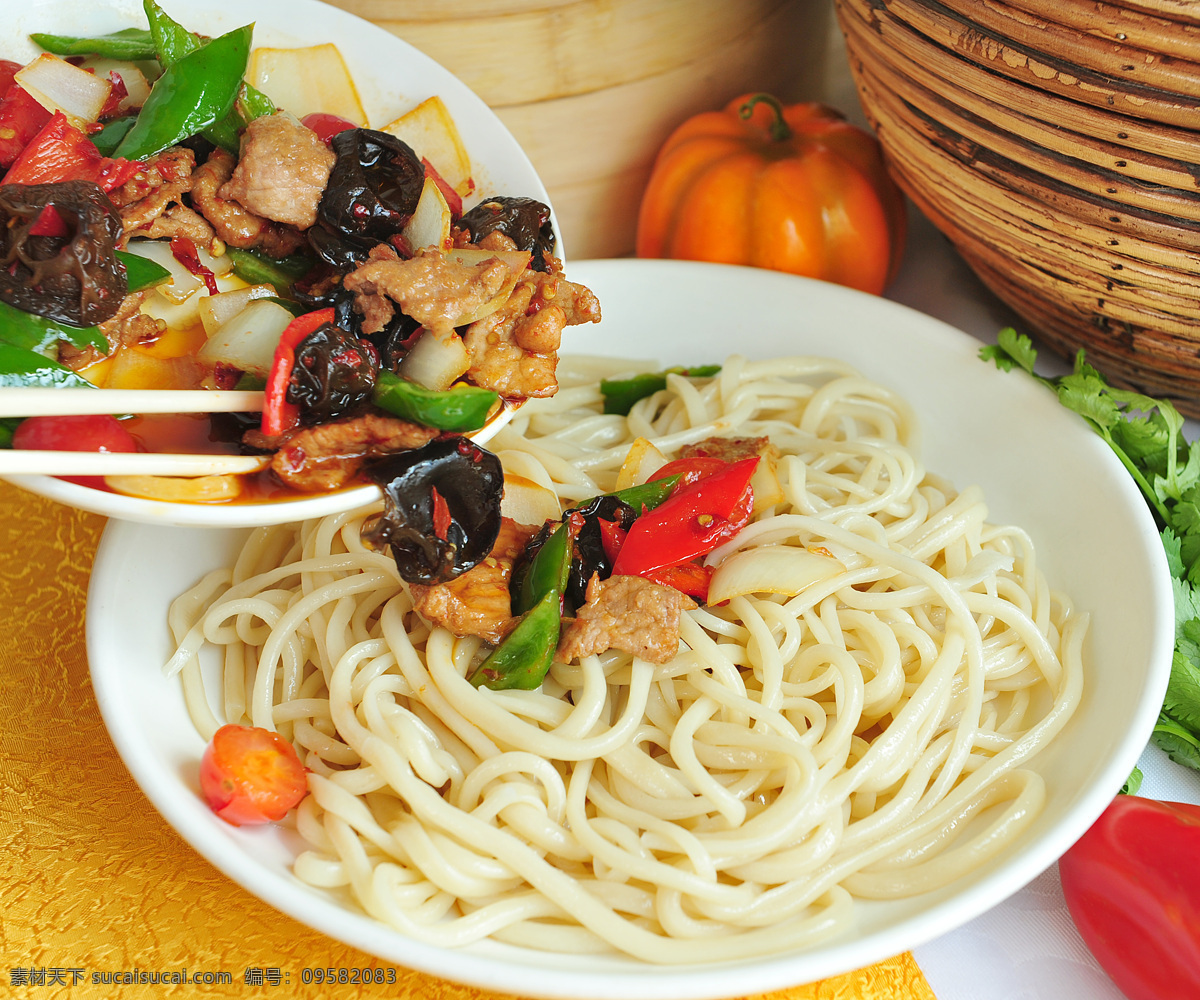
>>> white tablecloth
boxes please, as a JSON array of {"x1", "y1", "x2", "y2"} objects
[{"x1": 888, "y1": 210, "x2": 1200, "y2": 999}]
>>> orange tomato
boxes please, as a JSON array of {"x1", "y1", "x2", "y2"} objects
[
  {"x1": 199, "y1": 724, "x2": 309, "y2": 826},
  {"x1": 636, "y1": 94, "x2": 906, "y2": 295}
]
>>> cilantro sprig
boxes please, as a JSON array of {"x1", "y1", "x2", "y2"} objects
[{"x1": 983, "y1": 327, "x2": 1200, "y2": 772}]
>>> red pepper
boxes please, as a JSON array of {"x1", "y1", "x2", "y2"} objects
[
  {"x1": 1059, "y1": 794, "x2": 1200, "y2": 1000},
  {"x1": 612, "y1": 456, "x2": 758, "y2": 577},
  {"x1": 0, "y1": 84, "x2": 52, "y2": 168},
  {"x1": 643, "y1": 561, "x2": 712, "y2": 602},
  {"x1": 0, "y1": 60, "x2": 22, "y2": 95},
  {"x1": 598, "y1": 517, "x2": 627, "y2": 565},
  {"x1": 422, "y1": 157, "x2": 462, "y2": 218},
  {"x1": 431, "y1": 486, "x2": 452, "y2": 541},
  {"x1": 4, "y1": 112, "x2": 141, "y2": 191},
  {"x1": 301, "y1": 112, "x2": 356, "y2": 146},
  {"x1": 651, "y1": 456, "x2": 728, "y2": 491},
  {"x1": 261, "y1": 307, "x2": 335, "y2": 437},
  {"x1": 96, "y1": 72, "x2": 129, "y2": 122},
  {"x1": 170, "y1": 236, "x2": 219, "y2": 296}
]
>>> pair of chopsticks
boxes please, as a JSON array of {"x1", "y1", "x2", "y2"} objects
[{"x1": 0, "y1": 389, "x2": 268, "y2": 478}]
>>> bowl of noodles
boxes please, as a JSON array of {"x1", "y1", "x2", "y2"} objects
[
  {"x1": 1, "y1": 0, "x2": 560, "y2": 528},
  {"x1": 86, "y1": 259, "x2": 1174, "y2": 999}
]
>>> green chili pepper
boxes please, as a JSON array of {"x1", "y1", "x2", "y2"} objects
[
  {"x1": 0, "y1": 302, "x2": 108, "y2": 357},
  {"x1": 0, "y1": 344, "x2": 96, "y2": 388},
  {"x1": 225, "y1": 247, "x2": 315, "y2": 290},
  {"x1": 600, "y1": 364, "x2": 722, "y2": 416},
  {"x1": 233, "y1": 372, "x2": 267, "y2": 391},
  {"x1": 30, "y1": 27, "x2": 157, "y2": 60},
  {"x1": 372, "y1": 371, "x2": 499, "y2": 433},
  {"x1": 468, "y1": 589, "x2": 561, "y2": 690},
  {"x1": 143, "y1": 0, "x2": 200, "y2": 64},
  {"x1": 513, "y1": 523, "x2": 572, "y2": 616},
  {"x1": 115, "y1": 23, "x2": 251, "y2": 160},
  {"x1": 142, "y1": 0, "x2": 275, "y2": 154},
  {"x1": 610, "y1": 474, "x2": 682, "y2": 512},
  {"x1": 91, "y1": 117, "x2": 137, "y2": 156},
  {"x1": 116, "y1": 249, "x2": 172, "y2": 294}
]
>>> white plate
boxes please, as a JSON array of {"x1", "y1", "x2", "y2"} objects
[
  {"x1": 86, "y1": 259, "x2": 1175, "y2": 1000},
  {"x1": 3, "y1": 0, "x2": 552, "y2": 528}
]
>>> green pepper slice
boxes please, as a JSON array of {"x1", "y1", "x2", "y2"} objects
[
  {"x1": 609, "y1": 474, "x2": 682, "y2": 513},
  {"x1": 600, "y1": 364, "x2": 722, "y2": 416},
  {"x1": 0, "y1": 302, "x2": 108, "y2": 357},
  {"x1": 468, "y1": 589, "x2": 561, "y2": 691},
  {"x1": 143, "y1": 0, "x2": 275, "y2": 154},
  {"x1": 0, "y1": 344, "x2": 96, "y2": 387},
  {"x1": 115, "y1": 22, "x2": 252, "y2": 160},
  {"x1": 512, "y1": 523, "x2": 571, "y2": 616},
  {"x1": 116, "y1": 249, "x2": 172, "y2": 294},
  {"x1": 225, "y1": 247, "x2": 315, "y2": 290},
  {"x1": 91, "y1": 117, "x2": 137, "y2": 157},
  {"x1": 372, "y1": 371, "x2": 499, "y2": 433},
  {"x1": 30, "y1": 27, "x2": 157, "y2": 60}
]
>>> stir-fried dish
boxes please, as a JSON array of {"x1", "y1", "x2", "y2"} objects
[{"x1": 0, "y1": 1, "x2": 600, "y2": 502}]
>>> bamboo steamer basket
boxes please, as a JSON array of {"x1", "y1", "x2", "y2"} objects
[
  {"x1": 329, "y1": 0, "x2": 833, "y2": 259},
  {"x1": 834, "y1": 0, "x2": 1200, "y2": 415}
]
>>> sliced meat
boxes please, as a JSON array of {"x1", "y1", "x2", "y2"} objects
[
  {"x1": 59, "y1": 290, "x2": 161, "y2": 370},
  {"x1": 409, "y1": 518, "x2": 539, "y2": 643},
  {"x1": 461, "y1": 269, "x2": 601, "y2": 399},
  {"x1": 680, "y1": 436, "x2": 779, "y2": 465},
  {"x1": 108, "y1": 147, "x2": 196, "y2": 237},
  {"x1": 342, "y1": 250, "x2": 512, "y2": 337},
  {"x1": 135, "y1": 203, "x2": 214, "y2": 244},
  {"x1": 218, "y1": 112, "x2": 335, "y2": 230},
  {"x1": 191, "y1": 148, "x2": 306, "y2": 258},
  {"x1": 556, "y1": 574, "x2": 694, "y2": 665},
  {"x1": 246, "y1": 411, "x2": 439, "y2": 492}
]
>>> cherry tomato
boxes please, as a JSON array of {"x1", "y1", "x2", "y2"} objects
[
  {"x1": 1059, "y1": 794, "x2": 1200, "y2": 1000},
  {"x1": 198, "y1": 724, "x2": 309, "y2": 827},
  {"x1": 12, "y1": 414, "x2": 138, "y2": 453}
]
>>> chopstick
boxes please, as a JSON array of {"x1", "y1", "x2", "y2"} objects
[
  {"x1": 0, "y1": 450, "x2": 271, "y2": 477},
  {"x1": 0, "y1": 388, "x2": 265, "y2": 418}
]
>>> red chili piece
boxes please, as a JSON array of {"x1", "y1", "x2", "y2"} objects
[
  {"x1": 0, "y1": 84, "x2": 52, "y2": 168},
  {"x1": 4, "y1": 112, "x2": 141, "y2": 192},
  {"x1": 431, "y1": 486, "x2": 452, "y2": 541},
  {"x1": 261, "y1": 307, "x2": 336, "y2": 437},
  {"x1": 170, "y1": 236, "x2": 219, "y2": 295},
  {"x1": 612, "y1": 456, "x2": 758, "y2": 578}
]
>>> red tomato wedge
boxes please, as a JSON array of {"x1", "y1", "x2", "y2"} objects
[
  {"x1": 1059, "y1": 794, "x2": 1200, "y2": 1000},
  {"x1": 198, "y1": 724, "x2": 309, "y2": 827}
]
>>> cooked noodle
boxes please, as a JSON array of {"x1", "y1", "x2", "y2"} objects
[{"x1": 165, "y1": 354, "x2": 1086, "y2": 962}]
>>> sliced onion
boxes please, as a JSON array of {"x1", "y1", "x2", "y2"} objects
[
  {"x1": 125, "y1": 240, "x2": 234, "y2": 303},
  {"x1": 197, "y1": 300, "x2": 297, "y2": 377},
  {"x1": 706, "y1": 545, "x2": 844, "y2": 605},
  {"x1": 398, "y1": 328, "x2": 470, "y2": 391},
  {"x1": 501, "y1": 474, "x2": 561, "y2": 527},
  {"x1": 750, "y1": 458, "x2": 786, "y2": 516},
  {"x1": 15, "y1": 53, "x2": 112, "y2": 127},
  {"x1": 81, "y1": 58, "x2": 151, "y2": 112},
  {"x1": 403, "y1": 175, "x2": 451, "y2": 253},
  {"x1": 381, "y1": 95, "x2": 473, "y2": 197},
  {"x1": 248, "y1": 44, "x2": 366, "y2": 125},
  {"x1": 614, "y1": 437, "x2": 668, "y2": 491},
  {"x1": 199, "y1": 284, "x2": 277, "y2": 337}
]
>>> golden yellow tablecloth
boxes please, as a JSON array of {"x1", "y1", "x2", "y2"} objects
[{"x1": 0, "y1": 480, "x2": 936, "y2": 1000}]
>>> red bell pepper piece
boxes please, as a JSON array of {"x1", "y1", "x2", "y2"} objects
[
  {"x1": 598, "y1": 517, "x2": 627, "y2": 565},
  {"x1": 650, "y1": 456, "x2": 728, "y2": 491},
  {"x1": 643, "y1": 561, "x2": 712, "y2": 602},
  {"x1": 0, "y1": 61, "x2": 22, "y2": 95},
  {"x1": 4, "y1": 112, "x2": 141, "y2": 191},
  {"x1": 1059, "y1": 794, "x2": 1200, "y2": 1000},
  {"x1": 301, "y1": 111, "x2": 356, "y2": 146},
  {"x1": 0, "y1": 84, "x2": 52, "y2": 167},
  {"x1": 612, "y1": 456, "x2": 758, "y2": 578},
  {"x1": 261, "y1": 307, "x2": 335, "y2": 437}
]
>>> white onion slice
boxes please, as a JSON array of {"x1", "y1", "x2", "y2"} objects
[
  {"x1": 197, "y1": 300, "x2": 296, "y2": 377},
  {"x1": 199, "y1": 284, "x2": 278, "y2": 337},
  {"x1": 398, "y1": 329, "x2": 469, "y2": 391},
  {"x1": 15, "y1": 54, "x2": 112, "y2": 127},
  {"x1": 706, "y1": 545, "x2": 844, "y2": 605},
  {"x1": 614, "y1": 437, "x2": 668, "y2": 491},
  {"x1": 124, "y1": 240, "x2": 234, "y2": 303},
  {"x1": 501, "y1": 474, "x2": 561, "y2": 527}
]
